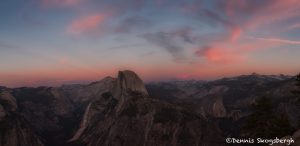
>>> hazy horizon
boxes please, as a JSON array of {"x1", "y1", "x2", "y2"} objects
[
  {"x1": 1, "y1": 0, "x2": 300, "y2": 87},
  {"x1": 1, "y1": 70, "x2": 297, "y2": 88}
]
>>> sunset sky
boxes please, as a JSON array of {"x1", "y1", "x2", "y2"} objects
[{"x1": 0, "y1": 0, "x2": 300, "y2": 87}]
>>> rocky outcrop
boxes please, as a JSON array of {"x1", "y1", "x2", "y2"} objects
[
  {"x1": 112, "y1": 70, "x2": 148, "y2": 97},
  {"x1": 61, "y1": 76, "x2": 115, "y2": 103},
  {"x1": 68, "y1": 103, "x2": 92, "y2": 142},
  {"x1": 13, "y1": 86, "x2": 80, "y2": 146},
  {"x1": 69, "y1": 72, "x2": 143, "y2": 143},
  {"x1": 0, "y1": 105, "x2": 6, "y2": 121},
  {"x1": 0, "y1": 91, "x2": 17, "y2": 112},
  {"x1": 69, "y1": 70, "x2": 224, "y2": 146},
  {"x1": 0, "y1": 90, "x2": 45, "y2": 146},
  {"x1": 198, "y1": 95, "x2": 227, "y2": 118},
  {"x1": 273, "y1": 129, "x2": 300, "y2": 146},
  {"x1": 227, "y1": 110, "x2": 242, "y2": 121},
  {"x1": 276, "y1": 103, "x2": 300, "y2": 128},
  {"x1": 0, "y1": 117, "x2": 45, "y2": 146},
  {"x1": 5, "y1": 76, "x2": 116, "y2": 146}
]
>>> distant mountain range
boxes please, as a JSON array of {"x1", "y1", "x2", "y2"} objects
[{"x1": 1, "y1": 71, "x2": 300, "y2": 146}]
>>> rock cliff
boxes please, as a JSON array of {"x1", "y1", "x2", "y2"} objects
[
  {"x1": 69, "y1": 70, "x2": 224, "y2": 146},
  {"x1": 0, "y1": 90, "x2": 44, "y2": 146}
]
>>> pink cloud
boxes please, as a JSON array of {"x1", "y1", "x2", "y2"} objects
[
  {"x1": 67, "y1": 14, "x2": 106, "y2": 35},
  {"x1": 191, "y1": 0, "x2": 300, "y2": 65},
  {"x1": 212, "y1": 0, "x2": 300, "y2": 42},
  {"x1": 194, "y1": 37, "x2": 282, "y2": 65},
  {"x1": 42, "y1": 0, "x2": 84, "y2": 8},
  {"x1": 195, "y1": 47, "x2": 244, "y2": 64},
  {"x1": 229, "y1": 26, "x2": 242, "y2": 42},
  {"x1": 227, "y1": 0, "x2": 300, "y2": 30}
]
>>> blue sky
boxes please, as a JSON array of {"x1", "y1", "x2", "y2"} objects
[{"x1": 0, "y1": 0, "x2": 300, "y2": 87}]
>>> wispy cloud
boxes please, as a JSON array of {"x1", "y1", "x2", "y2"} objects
[
  {"x1": 41, "y1": 0, "x2": 85, "y2": 8},
  {"x1": 0, "y1": 42, "x2": 19, "y2": 50},
  {"x1": 106, "y1": 43, "x2": 147, "y2": 50},
  {"x1": 140, "y1": 51, "x2": 156, "y2": 57},
  {"x1": 222, "y1": 0, "x2": 300, "y2": 30},
  {"x1": 142, "y1": 27, "x2": 197, "y2": 62},
  {"x1": 288, "y1": 23, "x2": 300, "y2": 30},
  {"x1": 67, "y1": 14, "x2": 107, "y2": 35},
  {"x1": 143, "y1": 32, "x2": 186, "y2": 62},
  {"x1": 114, "y1": 16, "x2": 152, "y2": 33},
  {"x1": 245, "y1": 36, "x2": 300, "y2": 45}
]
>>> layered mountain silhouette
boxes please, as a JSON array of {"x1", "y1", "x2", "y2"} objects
[{"x1": 1, "y1": 70, "x2": 300, "y2": 146}]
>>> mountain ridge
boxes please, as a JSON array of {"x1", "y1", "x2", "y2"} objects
[
  {"x1": 67, "y1": 70, "x2": 224, "y2": 146},
  {"x1": 0, "y1": 70, "x2": 299, "y2": 146}
]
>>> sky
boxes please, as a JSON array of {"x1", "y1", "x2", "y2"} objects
[{"x1": 0, "y1": 0, "x2": 300, "y2": 87}]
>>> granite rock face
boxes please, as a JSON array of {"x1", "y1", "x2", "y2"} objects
[
  {"x1": 199, "y1": 95, "x2": 227, "y2": 118},
  {"x1": 0, "y1": 90, "x2": 44, "y2": 146},
  {"x1": 60, "y1": 76, "x2": 115, "y2": 103},
  {"x1": 1, "y1": 71, "x2": 297, "y2": 146},
  {"x1": 69, "y1": 70, "x2": 224, "y2": 146},
  {"x1": 8, "y1": 76, "x2": 116, "y2": 146},
  {"x1": 12, "y1": 87, "x2": 76, "y2": 146},
  {"x1": 0, "y1": 91, "x2": 17, "y2": 112},
  {"x1": 112, "y1": 70, "x2": 148, "y2": 97}
]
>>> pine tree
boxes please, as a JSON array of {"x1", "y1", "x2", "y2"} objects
[{"x1": 243, "y1": 97, "x2": 294, "y2": 139}]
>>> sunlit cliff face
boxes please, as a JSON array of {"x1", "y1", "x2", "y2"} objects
[{"x1": 0, "y1": 0, "x2": 300, "y2": 87}]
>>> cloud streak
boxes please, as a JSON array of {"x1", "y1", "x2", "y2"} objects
[
  {"x1": 67, "y1": 14, "x2": 107, "y2": 35},
  {"x1": 142, "y1": 27, "x2": 197, "y2": 62},
  {"x1": 0, "y1": 42, "x2": 20, "y2": 50},
  {"x1": 106, "y1": 43, "x2": 147, "y2": 50},
  {"x1": 245, "y1": 36, "x2": 300, "y2": 45},
  {"x1": 41, "y1": 0, "x2": 85, "y2": 8},
  {"x1": 114, "y1": 16, "x2": 152, "y2": 33},
  {"x1": 143, "y1": 32, "x2": 185, "y2": 62}
]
